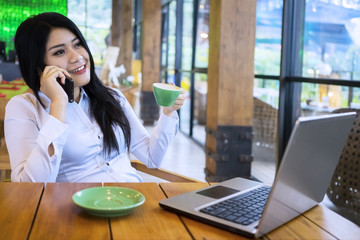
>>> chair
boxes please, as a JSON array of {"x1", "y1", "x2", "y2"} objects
[
  {"x1": 0, "y1": 98, "x2": 11, "y2": 182},
  {"x1": 130, "y1": 160, "x2": 200, "y2": 182},
  {"x1": 253, "y1": 97, "x2": 278, "y2": 148},
  {"x1": 0, "y1": 127, "x2": 11, "y2": 182},
  {"x1": 326, "y1": 108, "x2": 360, "y2": 222},
  {"x1": 0, "y1": 124, "x2": 11, "y2": 182}
]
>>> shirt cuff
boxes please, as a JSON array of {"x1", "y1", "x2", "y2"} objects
[
  {"x1": 157, "y1": 111, "x2": 179, "y2": 134},
  {"x1": 37, "y1": 115, "x2": 69, "y2": 149}
]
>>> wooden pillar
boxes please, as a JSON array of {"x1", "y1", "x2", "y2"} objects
[
  {"x1": 119, "y1": 0, "x2": 133, "y2": 72},
  {"x1": 205, "y1": 0, "x2": 257, "y2": 182},
  {"x1": 111, "y1": 0, "x2": 121, "y2": 48},
  {"x1": 111, "y1": 0, "x2": 132, "y2": 71},
  {"x1": 140, "y1": 0, "x2": 161, "y2": 125}
]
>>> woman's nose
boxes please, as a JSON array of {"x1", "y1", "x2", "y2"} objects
[{"x1": 69, "y1": 49, "x2": 84, "y2": 63}]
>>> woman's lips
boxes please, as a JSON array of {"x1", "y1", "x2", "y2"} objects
[{"x1": 69, "y1": 65, "x2": 86, "y2": 74}]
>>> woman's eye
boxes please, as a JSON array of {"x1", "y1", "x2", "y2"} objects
[
  {"x1": 54, "y1": 49, "x2": 65, "y2": 56},
  {"x1": 74, "y1": 42, "x2": 83, "y2": 48}
]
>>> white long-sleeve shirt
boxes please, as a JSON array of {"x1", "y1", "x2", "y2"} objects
[{"x1": 4, "y1": 88, "x2": 178, "y2": 182}]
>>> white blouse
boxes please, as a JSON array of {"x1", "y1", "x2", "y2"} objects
[{"x1": 4, "y1": 88, "x2": 178, "y2": 183}]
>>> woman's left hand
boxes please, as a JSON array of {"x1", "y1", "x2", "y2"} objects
[{"x1": 163, "y1": 89, "x2": 186, "y2": 117}]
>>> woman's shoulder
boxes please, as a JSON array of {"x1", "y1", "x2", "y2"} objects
[
  {"x1": 109, "y1": 86, "x2": 126, "y2": 97},
  {"x1": 7, "y1": 92, "x2": 37, "y2": 105},
  {"x1": 108, "y1": 86, "x2": 128, "y2": 105},
  {"x1": 6, "y1": 92, "x2": 49, "y2": 113},
  {"x1": 8, "y1": 92, "x2": 46, "y2": 104}
]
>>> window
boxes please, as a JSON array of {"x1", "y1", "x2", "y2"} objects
[
  {"x1": 300, "y1": 1, "x2": 360, "y2": 114},
  {"x1": 253, "y1": 0, "x2": 283, "y2": 178},
  {"x1": 255, "y1": 0, "x2": 283, "y2": 76},
  {"x1": 68, "y1": 0, "x2": 112, "y2": 66},
  {"x1": 194, "y1": 0, "x2": 209, "y2": 69}
]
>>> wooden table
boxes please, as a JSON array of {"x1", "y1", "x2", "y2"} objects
[{"x1": 0, "y1": 182, "x2": 359, "y2": 239}]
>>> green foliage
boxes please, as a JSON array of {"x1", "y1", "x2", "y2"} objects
[{"x1": 254, "y1": 46, "x2": 281, "y2": 75}]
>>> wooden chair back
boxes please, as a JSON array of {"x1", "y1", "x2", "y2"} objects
[
  {"x1": 0, "y1": 98, "x2": 10, "y2": 181},
  {"x1": 327, "y1": 108, "x2": 360, "y2": 215},
  {"x1": 130, "y1": 160, "x2": 200, "y2": 182},
  {"x1": 253, "y1": 97, "x2": 278, "y2": 148}
]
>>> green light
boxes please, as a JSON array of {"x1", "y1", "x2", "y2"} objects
[{"x1": 0, "y1": 0, "x2": 67, "y2": 57}]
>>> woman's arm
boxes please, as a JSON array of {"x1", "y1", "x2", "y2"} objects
[
  {"x1": 115, "y1": 90, "x2": 180, "y2": 168},
  {"x1": 4, "y1": 95, "x2": 69, "y2": 182}
]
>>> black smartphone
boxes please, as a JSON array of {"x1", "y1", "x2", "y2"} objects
[{"x1": 56, "y1": 77, "x2": 74, "y2": 103}]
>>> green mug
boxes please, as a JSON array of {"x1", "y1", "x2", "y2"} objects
[{"x1": 153, "y1": 83, "x2": 181, "y2": 107}]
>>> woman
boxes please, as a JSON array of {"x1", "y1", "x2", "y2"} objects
[{"x1": 5, "y1": 12, "x2": 185, "y2": 182}]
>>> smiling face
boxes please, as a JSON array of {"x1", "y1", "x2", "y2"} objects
[{"x1": 44, "y1": 28, "x2": 91, "y2": 89}]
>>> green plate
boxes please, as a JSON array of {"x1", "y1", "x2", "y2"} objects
[{"x1": 72, "y1": 186, "x2": 145, "y2": 217}]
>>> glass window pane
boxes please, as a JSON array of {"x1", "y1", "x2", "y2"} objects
[
  {"x1": 253, "y1": 78, "x2": 279, "y2": 107},
  {"x1": 167, "y1": 1, "x2": 177, "y2": 69},
  {"x1": 87, "y1": 1, "x2": 112, "y2": 27},
  {"x1": 255, "y1": 0, "x2": 283, "y2": 76},
  {"x1": 165, "y1": 70, "x2": 175, "y2": 84},
  {"x1": 68, "y1": 0, "x2": 86, "y2": 25},
  {"x1": 161, "y1": 7, "x2": 169, "y2": 67},
  {"x1": 86, "y1": 28, "x2": 110, "y2": 65},
  {"x1": 160, "y1": 70, "x2": 176, "y2": 84},
  {"x1": 68, "y1": 2, "x2": 85, "y2": 30},
  {"x1": 68, "y1": 0, "x2": 111, "y2": 66},
  {"x1": 303, "y1": 1, "x2": 360, "y2": 81},
  {"x1": 182, "y1": 0, "x2": 194, "y2": 71},
  {"x1": 300, "y1": 82, "x2": 360, "y2": 116},
  {"x1": 193, "y1": 72, "x2": 207, "y2": 144},
  {"x1": 179, "y1": 72, "x2": 192, "y2": 135},
  {"x1": 160, "y1": 70, "x2": 166, "y2": 82},
  {"x1": 252, "y1": 78, "x2": 279, "y2": 184},
  {"x1": 194, "y1": 0, "x2": 209, "y2": 68}
]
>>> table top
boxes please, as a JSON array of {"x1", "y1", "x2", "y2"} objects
[{"x1": 0, "y1": 182, "x2": 359, "y2": 240}]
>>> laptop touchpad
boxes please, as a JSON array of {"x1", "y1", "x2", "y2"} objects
[{"x1": 196, "y1": 186, "x2": 239, "y2": 199}]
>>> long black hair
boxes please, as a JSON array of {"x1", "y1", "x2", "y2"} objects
[{"x1": 14, "y1": 12, "x2": 131, "y2": 155}]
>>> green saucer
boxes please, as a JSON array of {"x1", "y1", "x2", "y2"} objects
[{"x1": 72, "y1": 186, "x2": 145, "y2": 217}]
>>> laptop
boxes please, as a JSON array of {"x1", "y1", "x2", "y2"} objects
[{"x1": 159, "y1": 112, "x2": 356, "y2": 238}]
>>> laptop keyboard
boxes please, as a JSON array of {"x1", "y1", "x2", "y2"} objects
[{"x1": 199, "y1": 186, "x2": 271, "y2": 226}]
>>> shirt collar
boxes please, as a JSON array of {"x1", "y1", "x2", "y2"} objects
[{"x1": 78, "y1": 87, "x2": 88, "y2": 103}]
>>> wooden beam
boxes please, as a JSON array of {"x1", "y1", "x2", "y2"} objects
[
  {"x1": 111, "y1": 0, "x2": 121, "y2": 47},
  {"x1": 139, "y1": 0, "x2": 161, "y2": 125},
  {"x1": 205, "y1": 0, "x2": 257, "y2": 181},
  {"x1": 141, "y1": 0, "x2": 161, "y2": 91},
  {"x1": 119, "y1": 0, "x2": 133, "y2": 73},
  {"x1": 207, "y1": 0, "x2": 256, "y2": 128}
]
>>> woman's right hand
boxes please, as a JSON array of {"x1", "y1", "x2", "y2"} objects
[
  {"x1": 39, "y1": 66, "x2": 71, "y2": 122},
  {"x1": 39, "y1": 65, "x2": 70, "y2": 105}
]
